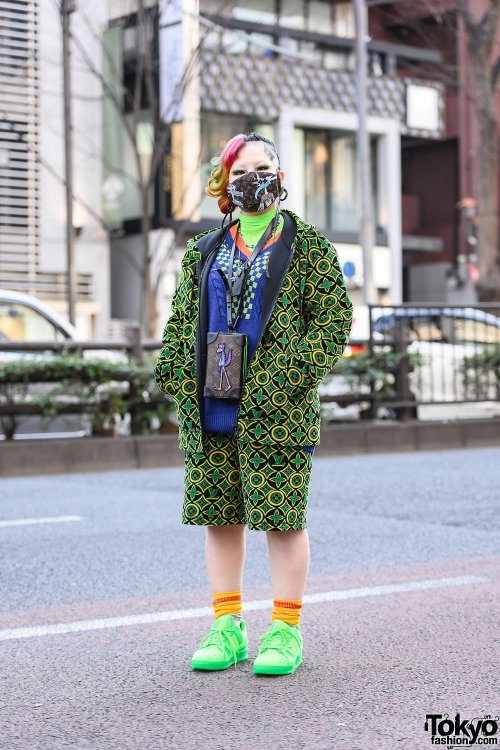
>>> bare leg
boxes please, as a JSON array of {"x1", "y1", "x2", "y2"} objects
[
  {"x1": 266, "y1": 528, "x2": 310, "y2": 600},
  {"x1": 205, "y1": 524, "x2": 246, "y2": 591}
]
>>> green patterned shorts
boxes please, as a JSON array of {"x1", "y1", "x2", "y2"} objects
[{"x1": 182, "y1": 432, "x2": 313, "y2": 531}]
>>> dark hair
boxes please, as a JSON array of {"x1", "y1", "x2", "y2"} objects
[{"x1": 244, "y1": 131, "x2": 281, "y2": 169}]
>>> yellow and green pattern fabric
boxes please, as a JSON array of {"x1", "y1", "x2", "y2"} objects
[
  {"x1": 183, "y1": 432, "x2": 312, "y2": 531},
  {"x1": 154, "y1": 208, "x2": 354, "y2": 454}
]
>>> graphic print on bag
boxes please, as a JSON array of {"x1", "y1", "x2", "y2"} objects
[
  {"x1": 154, "y1": 208, "x2": 354, "y2": 452},
  {"x1": 204, "y1": 332, "x2": 248, "y2": 401},
  {"x1": 216, "y1": 341, "x2": 232, "y2": 392}
]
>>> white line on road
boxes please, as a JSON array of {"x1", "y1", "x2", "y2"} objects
[
  {"x1": 0, "y1": 515, "x2": 83, "y2": 528},
  {"x1": 0, "y1": 574, "x2": 489, "y2": 643}
]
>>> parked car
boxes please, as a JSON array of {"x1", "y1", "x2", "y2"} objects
[
  {"x1": 0, "y1": 289, "x2": 128, "y2": 438},
  {"x1": 0, "y1": 288, "x2": 77, "y2": 342},
  {"x1": 0, "y1": 289, "x2": 126, "y2": 362},
  {"x1": 322, "y1": 305, "x2": 500, "y2": 420}
]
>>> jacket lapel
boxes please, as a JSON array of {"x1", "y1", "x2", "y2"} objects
[
  {"x1": 261, "y1": 211, "x2": 298, "y2": 330},
  {"x1": 193, "y1": 211, "x2": 298, "y2": 429}
]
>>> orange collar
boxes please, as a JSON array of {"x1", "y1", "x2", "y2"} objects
[{"x1": 228, "y1": 224, "x2": 283, "y2": 259}]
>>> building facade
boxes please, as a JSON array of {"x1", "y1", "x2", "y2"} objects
[
  {"x1": 0, "y1": 0, "x2": 113, "y2": 339},
  {"x1": 4, "y1": 2, "x2": 493, "y2": 341},
  {"x1": 155, "y1": 0, "x2": 455, "y2": 331}
]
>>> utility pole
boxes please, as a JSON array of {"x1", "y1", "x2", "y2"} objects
[
  {"x1": 61, "y1": 0, "x2": 77, "y2": 325},
  {"x1": 352, "y1": 0, "x2": 377, "y2": 305}
]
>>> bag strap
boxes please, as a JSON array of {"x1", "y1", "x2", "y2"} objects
[{"x1": 194, "y1": 220, "x2": 236, "y2": 283}]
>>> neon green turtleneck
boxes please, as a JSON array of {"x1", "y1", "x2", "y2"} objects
[{"x1": 238, "y1": 207, "x2": 284, "y2": 248}]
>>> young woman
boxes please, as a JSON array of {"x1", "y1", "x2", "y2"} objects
[{"x1": 155, "y1": 132, "x2": 353, "y2": 676}]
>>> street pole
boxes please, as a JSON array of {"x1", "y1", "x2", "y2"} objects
[
  {"x1": 352, "y1": 0, "x2": 377, "y2": 305},
  {"x1": 61, "y1": 0, "x2": 77, "y2": 326}
]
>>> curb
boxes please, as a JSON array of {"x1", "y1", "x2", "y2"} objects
[{"x1": 1, "y1": 418, "x2": 499, "y2": 477}]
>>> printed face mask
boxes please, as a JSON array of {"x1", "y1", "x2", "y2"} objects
[{"x1": 227, "y1": 171, "x2": 281, "y2": 212}]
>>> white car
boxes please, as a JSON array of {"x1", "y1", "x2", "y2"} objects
[
  {"x1": 0, "y1": 289, "x2": 76, "y2": 347},
  {"x1": 322, "y1": 304, "x2": 500, "y2": 420},
  {"x1": 0, "y1": 289, "x2": 125, "y2": 362},
  {"x1": 0, "y1": 289, "x2": 128, "y2": 438}
]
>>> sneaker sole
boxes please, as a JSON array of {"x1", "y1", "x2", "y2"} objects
[
  {"x1": 253, "y1": 654, "x2": 302, "y2": 675},
  {"x1": 191, "y1": 645, "x2": 248, "y2": 671}
]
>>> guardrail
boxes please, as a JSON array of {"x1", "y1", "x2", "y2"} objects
[
  {"x1": 366, "y1": 303, "x2": 500, "y2": 420},
  {"x1": 1, "y1": 306, "x2": 499, "y2": 435},
  {"x1": 0, "y1": 324, "x2": 157, "y2": 360},
  {"x1": 0, "y1": 325, "x2": 169, "y2": 439}
]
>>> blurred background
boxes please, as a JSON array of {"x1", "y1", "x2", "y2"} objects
[{"x1": 1, "y1": 0, "x2": 499, "y2": 439}]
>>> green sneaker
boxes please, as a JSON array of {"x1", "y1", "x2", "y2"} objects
[
  {"x1": 191, "y1": 614, "x2": 248, "y2": 670},
  {"x1": 253, "y1": 619, "x2": 303, "y2": 675}
]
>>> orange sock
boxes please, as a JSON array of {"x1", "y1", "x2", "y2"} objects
[
  {"x1": 212, "y1": 589, "x2": 243, "y2": 619},
  {"x1": 272, "y1": 598, "x2": 302, "y2": 626}
]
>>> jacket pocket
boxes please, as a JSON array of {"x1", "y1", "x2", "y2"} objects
[{"x1": 273, "y1": 349, "x2": 312, "y2": 399}]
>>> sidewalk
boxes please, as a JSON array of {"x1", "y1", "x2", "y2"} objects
[{"x1": 1, "y1": 418, "x2": 499, "y2": 477}]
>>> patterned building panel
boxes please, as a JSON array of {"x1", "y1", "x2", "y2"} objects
[
  {"x1": 199, "y1": 49, "x2": 444, "y2": 138},
  {"x1": 0, "y1": 0, "x2": 93, "y2": 301},
  {"x1": 0, "y1": 0, "x2": 39, "y2": 288}
]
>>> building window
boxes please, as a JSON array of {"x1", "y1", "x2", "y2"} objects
[
  {"x1": 301, "y1": 128, "x2": 379, "y2": 233},
  {"x1": 199, "y1": 113, "x2": 274, "y2": 218},
  {"x1": 200, "y1": 1, "x2": 356, "y2": 63},
  {"x1": 233, "y1": 0, "x2": 277, "y2": 25},
  {"x1": 201, "y1": 0, "x2": 355, "y2": 37},
  {"x1": 102, "y1": 10, "x2": 159, "y2": 231}
]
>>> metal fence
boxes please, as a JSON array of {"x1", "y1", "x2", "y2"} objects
[
  {"x1": 366, "y1": 303, "x2": 500, "y2": 419},
  {"x1": 1, "y1": 307, "x2": 500, "y2": 431}
]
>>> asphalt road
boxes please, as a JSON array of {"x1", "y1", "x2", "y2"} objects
[{"x1": 1, "y1": 446, "x2": 499, "y2": 750}]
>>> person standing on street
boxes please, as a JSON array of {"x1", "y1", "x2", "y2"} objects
[{"x1": 155, "y1": 132, "x2": 353, "y2": 676}]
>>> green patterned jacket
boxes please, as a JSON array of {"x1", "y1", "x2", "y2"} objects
[{"x1": 154, "y1": 208, "x2": 353, "y2": 453}]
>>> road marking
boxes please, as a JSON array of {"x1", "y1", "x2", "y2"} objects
[
  {"x1": 0, "y1": 575, "x2": 489, "y2": 643},
  {"x1": 0, "y1": 515, "x2": 83, "y2": 528}
]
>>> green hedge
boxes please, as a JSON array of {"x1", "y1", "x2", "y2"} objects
[
  {"x1": 0, "y1": 354, "x2": 174, "y2": 440},
  {"x1": 461, "y1": 344, "x2": 500, "y2": 400}
]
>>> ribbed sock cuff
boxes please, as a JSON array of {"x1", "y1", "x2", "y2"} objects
[
  {"x1": 213, "y1": 589, "x2": 243, "y2": 619},
  {"x1": 272, "y1": 598, "x2": 302, "y2": 626}
]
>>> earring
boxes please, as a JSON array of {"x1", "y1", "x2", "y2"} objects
[{"x1": 280, "y1": 187, "x2": 288, "y2": 201}]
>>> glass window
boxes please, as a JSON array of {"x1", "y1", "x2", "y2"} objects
[
  {"x1": 407, "y1": 316, "x2": 445, "y2": 343},
  {"x1": 303, "y1": 128, "x2": 380, "y2": 232},
  {"x1": 451, "y1": 317, "x2": 500, "y2": 345},
  {"x1": 374, "y1": 314, "x2": 445, "y2": 343},
  {"x1": 330, "y1": 131, "x2": 358, "y2": 232},
  {"x1": 332, "y1": 2, "x2": 356, "y2": 37},
  {"x1": 304, "y1": 131, "x2": 329, "y2": 227},
  {"x1": 0, "y1": 302, "x2": 69, "y2": 342},
  {"x1": 233, "y1": 0, "x2": 277, "y2": 25},
  {"x1": 279, "y1": 0, "x2": 305, "y2": 29},
  {"x1": 102, "y1": 22, "x2": 156, "y2": 226},
  {"x1": 307, "y1": 1, "x2": 333, "y2": 35}
]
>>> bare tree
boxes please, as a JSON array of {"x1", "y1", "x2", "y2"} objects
[
  {"x1": 456, "y1": 0, "x2": 500, "y2": 301},
  {"x1": 69, "y1": 0, "x2": 203, "y2": 337}
]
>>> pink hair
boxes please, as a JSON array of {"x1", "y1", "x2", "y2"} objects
[{"x1": 205, "y1": 133, "x2": 247, "y2": 214}]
